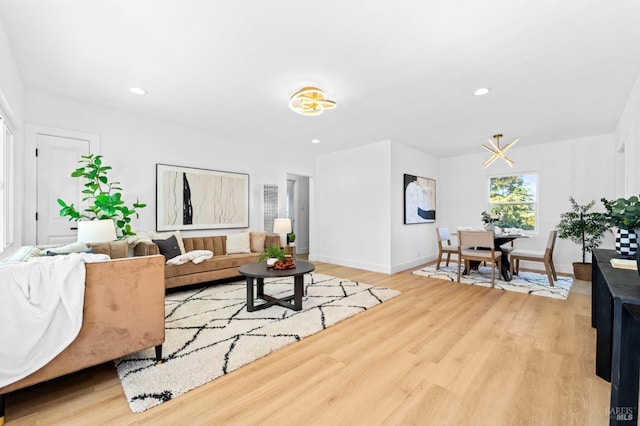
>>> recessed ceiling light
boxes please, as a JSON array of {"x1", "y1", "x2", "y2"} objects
[
  {"x1": 473, "y1": 87, "x2": 490, "y2": 96},
  {"x1": 130, "y1": 87, "x2": 147, "y2": 95},
  {"x1": 311, "y1": 138, "x2": 320, "y2": 144}
]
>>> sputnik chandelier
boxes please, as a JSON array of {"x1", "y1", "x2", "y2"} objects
[
  {"x1": 482, "y1": 134, "x2": 519, "y2": 168},
  {"x1": 289, "y1": 86, "x2": 336, "y2": 116}
]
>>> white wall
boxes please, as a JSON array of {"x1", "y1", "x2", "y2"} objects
[
  {"x1": 616, "y1": 73, "x2": 640, "y2": 197},
  {"x1": 21, "y1": 89, "x2": 316, "y2": 245},
  {"x1": 314, "y1": 140, "x2": 439, "y2": 274},
  {"x1": 0, "y1": 15, "x2": 24, "y2": 252},
  {"x1": 438, "y1": 134, "x2": 617, "y2": 274},
  {"x1": 0, "y1": 16, "x2": 23, "y2": 127},
  {"x1": 314, "y1": 140, "x2": 392, "y2": 272},
  {"x1": 390, "y1": 141, "x2": 440, "y2": 272}
]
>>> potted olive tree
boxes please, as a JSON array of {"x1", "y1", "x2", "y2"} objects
[
  {"x1": 556, "y1": 197, "x2": 610, "y2": 281},
  {"x1": 601, "y1": 195, "x2": 640, "y2": 257}
]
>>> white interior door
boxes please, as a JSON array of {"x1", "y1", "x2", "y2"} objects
[{"x1": 36, "y1": 134, "x2": 90, "y2": 245}]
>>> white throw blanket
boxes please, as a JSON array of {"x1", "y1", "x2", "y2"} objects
[
  {"x1": 122, "y1": 231, "x2": 156, "y2": 248},
  {"x1": 0, "y1": 252, "x2": 109, "y2": 388},
  {"x1": 166, "y1": 250, "x2": 213, "y2": 265}
]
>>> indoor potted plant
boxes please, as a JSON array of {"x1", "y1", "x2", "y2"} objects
[
  {"x1": 556, "y1": 197, "x2": 610, "y2": 280},
  {"x1": 257, "y1": 244, "x2": 286, "y2": 266},
  {"x1": 57, "y1": 154, "x2": 146, "y2": 238},
  {"x1": 601, "y1": 195, "x2": 640, "y2": 257}
]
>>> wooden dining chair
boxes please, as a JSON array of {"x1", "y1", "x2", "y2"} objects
[
  {"x1": 509, "y1": 230, "x2": 558, "y2": 286},
  {"x1": 457, "y1": 231, "x2": 501, "y2": 288},
  {"x1": 435, "y1": 227, "x2": 458, "y2": 269}
]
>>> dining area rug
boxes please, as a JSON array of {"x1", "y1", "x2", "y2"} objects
[
  {"x1": 114, "y1": 273, "x2": 400, "y2": 413},
  {"x1": 412, "y1": 264, "x2": 572, "y2": 300}
]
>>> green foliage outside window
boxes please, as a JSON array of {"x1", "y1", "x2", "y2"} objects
[{"x1": 487, "y1": 174, "x2": 537, "y2": 230}]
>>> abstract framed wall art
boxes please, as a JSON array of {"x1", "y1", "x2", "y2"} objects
[
  {"x1": 156, "y1": 164, "x2": 249, "y2": 231},
  {"x1": 403, "y1": 174, "x2": 436, "y2": 224}
]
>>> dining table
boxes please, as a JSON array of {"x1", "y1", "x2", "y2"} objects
[
  {"x1": 494, "y1": 233, "x2": 530, "y2": 280},
  {"x1": 458, "y1": 231, "x2": 530, "y2": 281}
]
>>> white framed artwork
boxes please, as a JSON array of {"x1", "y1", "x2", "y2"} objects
[{"x1": 156, "y1": 164, "x2": 249, "y2": 231}]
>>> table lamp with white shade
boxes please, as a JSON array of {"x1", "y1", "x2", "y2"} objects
[
  {"x1": 77, "y1": 219, "x2": 117, "y2": 243},
  {"x1": 273, "y1": 218, "x2": 292, "y2": 247}
]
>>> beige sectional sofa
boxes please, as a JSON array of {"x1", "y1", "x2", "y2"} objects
[
  {"x1": 134, "y1": 232, "x2": 281, "y2": 290},
  {"x1": 0, "y1": 241, "x2": 166, "y2": 425}
]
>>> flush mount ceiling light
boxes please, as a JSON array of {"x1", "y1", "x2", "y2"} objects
[
  {"x1": 289, "y1": 86, "x2": 336, "y2": 116},
  {"x1": 481, "y1": 134, "x2": 519, "y2": 168},
  {"x1": 473, "y1": 87, "x2": 490, "y2": 96},
  {"x1": 130, "y1": 87, "x2": 147, "y2": 95}
]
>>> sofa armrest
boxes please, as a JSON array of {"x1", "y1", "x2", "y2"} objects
[
  {"x1": 0, "y1": 255, "x2": 166, "y2": 395},
  {"x1": 134, "y1": 241, "x2": 159, "y2": 256}
]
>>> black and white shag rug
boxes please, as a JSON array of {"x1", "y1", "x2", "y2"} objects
[
  {"x1": 412, "y1": 264, "x2": 572, "y2": 300},
  {"x1": 115, "y1": 273, "x2": 400, "y2": 413}
]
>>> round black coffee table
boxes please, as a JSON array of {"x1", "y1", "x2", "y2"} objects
[{"x1": 238, "y1": 260, "x2": 315, "y2": 312}]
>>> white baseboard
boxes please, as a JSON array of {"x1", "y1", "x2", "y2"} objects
[{"x1": 311, "y1": 254, "x2": 392, "y2": 274}]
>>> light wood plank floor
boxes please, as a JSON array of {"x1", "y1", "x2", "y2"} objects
[{"x1": 5, "y1": 262, "x2": 610, "y2": 425}]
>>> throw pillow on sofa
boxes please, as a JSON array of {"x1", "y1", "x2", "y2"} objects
[
  {"x1": 152, "y1": 230, "x2": 186, "y2": 255},
  {"x1": 22, "y1": 246, "x2": 43, "y2": 261},
  {"x1": 128, "y1": 229, "x2": 187, "y2": 255},
  {"x1": 226, "y1": 232, "x2": 251, "y2": 254},
  {"x1": 249, "y1": 231, "x2": 267, "y2": 253},
  {"x1": 153, "y1": 235, "x2": 182, "y2": 261}
]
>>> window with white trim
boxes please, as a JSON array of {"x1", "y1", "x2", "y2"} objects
[{"x1": 487, "y1": 173, "x2": 538, "y2": 230}]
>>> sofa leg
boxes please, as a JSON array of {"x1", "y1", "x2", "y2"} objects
[
  {"x1": 155, "y1": 345, "x2": 163, "y2": 365},
  {"x1": 1, "y1": 393, "x2": 5, "y2": 426}
]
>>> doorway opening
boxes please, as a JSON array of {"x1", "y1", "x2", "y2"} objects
[{"x1": 286, "y1": 173, "x2": 310, "y2": 256}]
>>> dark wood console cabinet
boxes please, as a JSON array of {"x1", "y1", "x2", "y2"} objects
[{"x1": 592, "y1": 249, "x2": 640, "y2": 425}]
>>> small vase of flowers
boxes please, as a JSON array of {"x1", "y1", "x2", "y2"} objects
[{"x1": 481, "y1": 211, "x2": 502, "y2": 233}]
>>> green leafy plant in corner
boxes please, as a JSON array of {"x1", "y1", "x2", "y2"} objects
[
  {"x1": 556, "y1": 197, "x2": 610, "y2": 264},
  {"x1": 57, "y1": 154, "x2": 146, "y2": 238},
  {"x1": 257, "y1": 244, "x2": 286, "y2": 262}
]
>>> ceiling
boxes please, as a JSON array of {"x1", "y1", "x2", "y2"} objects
[{"x1": 1, "y1": 0, "x2": 640, "y2": 158}]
